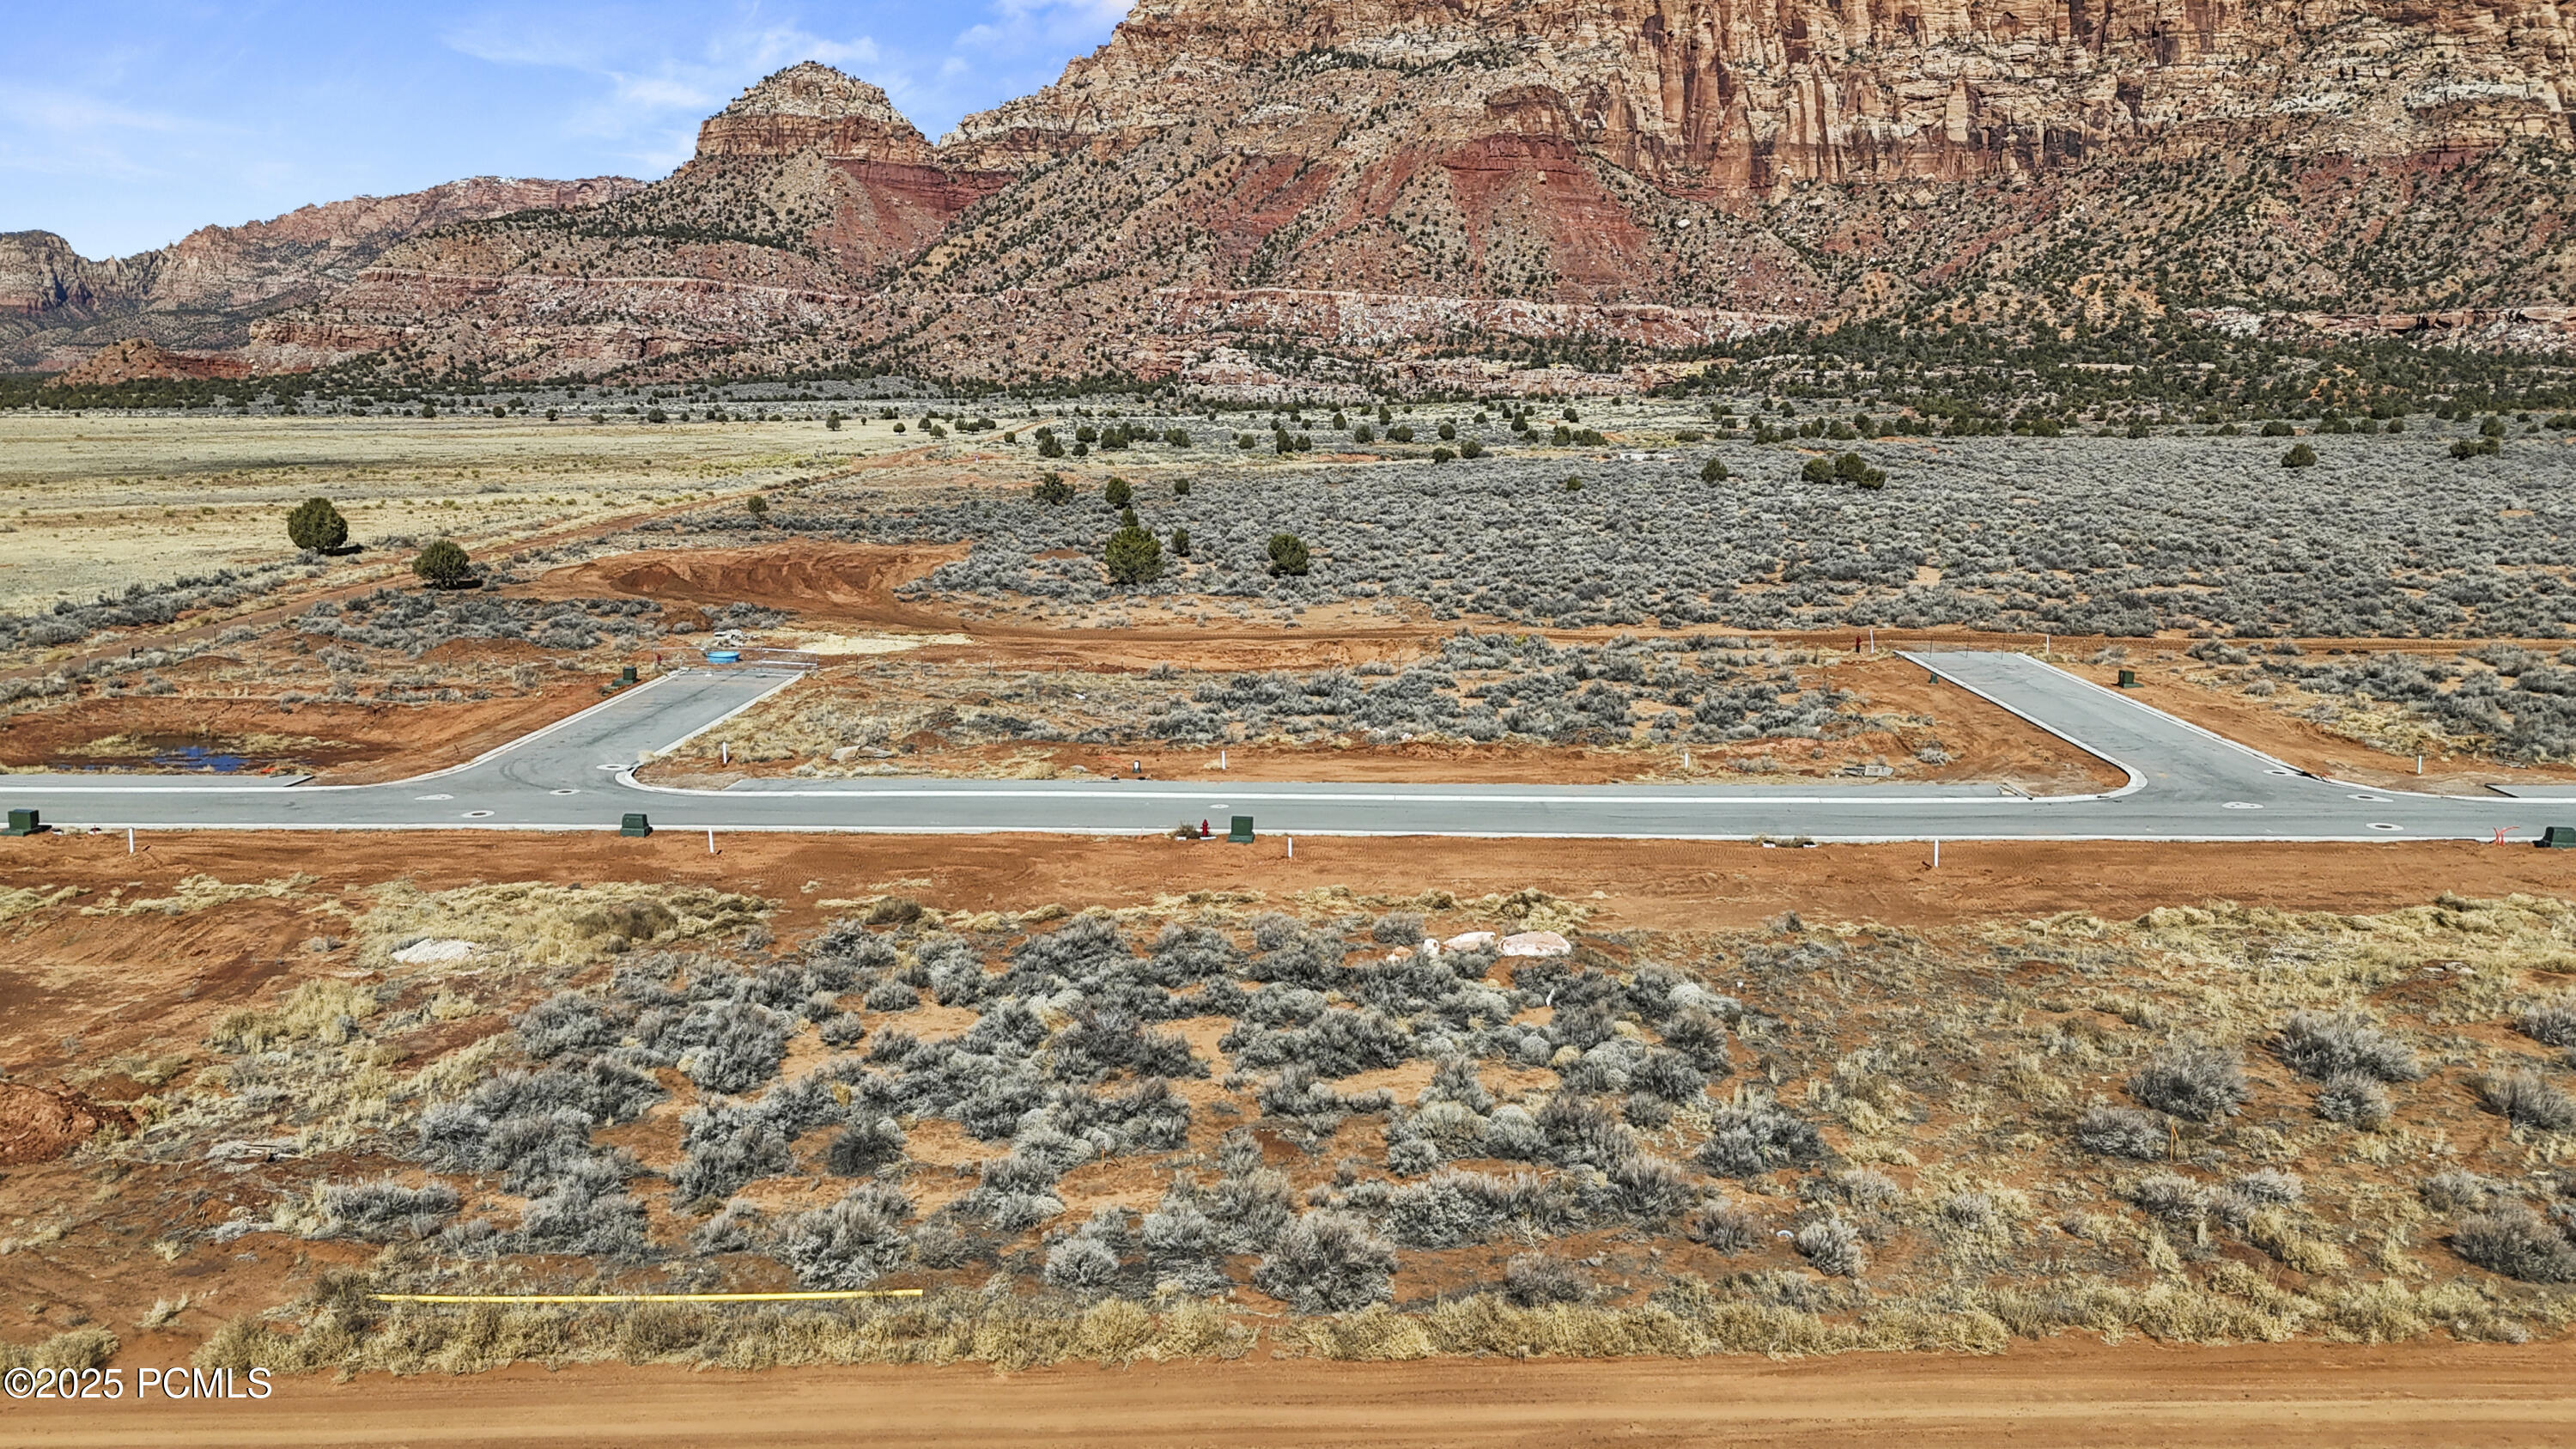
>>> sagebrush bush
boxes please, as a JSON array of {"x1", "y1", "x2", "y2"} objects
[
  {"x1": 2452, "y1": 1205, "x2": 2576, "y2": 1282},
  {"x1": 1139, "y1": 1190, "x2": 1228, "y2": 1294},
  {"x1": 2122, "y1": 1172, "x2": 2207, "y2": 1223},
  {"x1": 775, "y1": 1184, "x2": 915, "y2": 1289},
  {"x1": 2275, "y1": 1011, "x2": 2421, "y2": 1082},
  {"x1": 321, "y1": 1181, "x2": 459, "y2": 1241},
  {"x1": 671, "y1": 1103, "x2": 794, "y2": 1205},
  {"x1": 515, "y1": 1178, "x2": 653, "y2": 1262},
  {"x1": 826, "y1": 1116, "x2": 906, "y2": 1176},
  {"x1": 1043, "y1": 1209, "x2": 1133, "y2": 1294},
  {"x1": 1502, "y1": 1252, "x2": 1593, "y2": 1306},
  {"x1": 1794, "y1": 1217, "x2": 1867, "y2": 1277},
  {"x1": 2075, "y1": 1105, "x2": 2170, "y2": 1159},
  {"x1": 1697, "y1": 1094, "x2": 1826, "y2": 1177},
  {"x1": 1370, "y1": 911, "x2": 1426, "y2": 945},
  {"x1": 2473, "y1": 1070, "x2": 2576, "y2": 1132},
  {"x1": 2129, "y1": 1044, "x2": 2249, "y2": 1122},
  {"x1": 2316, "y1": 1073, "x2": 2393, "y2": 1129},
  {"x1": 2517, "y1": 995, "x2": 2576, "y2": 1048},
  {"x1": 1684, "y1": 1202, "x2": 1764, "y2": 1253},
  {"x1": 1254, "y1": 1211, "x2": 1398, "y2": 1312}
]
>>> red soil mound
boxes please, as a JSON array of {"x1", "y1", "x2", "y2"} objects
[
  {"x1": 533, "y1": 544, "x2": 965, "y2": 630},
  {"x1": 0, "y1": 1085, "x2": 129, "y2": 1165}
]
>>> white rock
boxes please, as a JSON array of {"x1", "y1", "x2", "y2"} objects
[
  {"x1": 392, "y1": 938, "x2": 478, "y2": 965},
  {"x1": 1443, "y1": 931, "x2": 1498, "y2": 952},
  {"x1": 1498, "y1": 930, "x2": 1571, "y2": 958}
]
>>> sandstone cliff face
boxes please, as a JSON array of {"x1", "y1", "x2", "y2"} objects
[
  {"x1": 950, "y1": 0, "x2": 2576, "y2": 186},
  {"x1": 142, "y1": 3, "x2": 2576, "y2": 382}
]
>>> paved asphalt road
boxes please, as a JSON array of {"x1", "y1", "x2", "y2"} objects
[{"x1": 6, "y1": 651, "x2": 2576, "y2": 842}]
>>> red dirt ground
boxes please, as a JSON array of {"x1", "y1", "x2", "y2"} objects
[
  {"x1": 0, "y1": 677, "x2": 621, "y2": 784},
  {"x1": 10, "y1": 1340, "x2": 2573, "y2": 1448},
  {"x1": 0, "y1": 1083, "x2": 127, "y2": 1166}
]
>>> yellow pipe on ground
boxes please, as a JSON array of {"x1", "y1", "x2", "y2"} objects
[{"x1": 371, "y1": 1289, "x2": 924, "y2": 1304}]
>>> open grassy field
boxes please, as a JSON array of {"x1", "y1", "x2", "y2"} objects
[{"x1": 0, "y1": 411, "x2": 929, "y2": 616}]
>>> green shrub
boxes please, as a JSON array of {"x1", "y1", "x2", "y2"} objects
[
  {"x1": 2260, "y1": 419, "x2": 2295, "y2": 437},
  {"x1": 746, "y1": 495, "x2": 770, "y2": 517},
  {"x1": 1267, "y1": 533, "x2": 1311, "y2": 577},
  {"x1": 1104, "y1": 478, "x2": 1133, "y2": 508},
  {"x1": 412, "y1": 539, "x2": 473, "y2": 589},
  {"x1": 1431, "y1": 447, "x2": 1455, "y2": 463},
  {"x1": 1701, "y1": 458, "x2": 1728, "y2": 484},
  {"x1": 1033, "y1": 473, "x2": 1075, "y2": 506},
  {"x1": 2283, "y1": 442, "x2": 2318, "y2": 468},
  {"x1": 1171, "y1": 527, "x2": 1191, "y2": 558},
  {"x1": 287, "y1": 496, "x2": 349, "y2": 552},
  {"x1": 1832, "y1": 453, "x2": 1886, "y2": 489},
  {"x1": 1106, "y1": 525, "x2": 1163, "y2": 586}
]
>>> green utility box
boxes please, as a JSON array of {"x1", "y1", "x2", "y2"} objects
[
  {"x1": 620, "y1": 665, "x2": 639, "y2": 684},
  {"x1": 2540, "y1": 825, "x2": 2576, "y2": 849},
  {"x1": 620, "y1": 813, "x2": 653, "y2": 837},
  {"x1": 3, "y1": 808, "x2": 37, "y2": 836},
  {"x1": 2117, "y1": 668, "x2": 2140, "y2": 689},
  {"x1": 1227, "y1": 815, "x2": 1255, "y2": 844}
]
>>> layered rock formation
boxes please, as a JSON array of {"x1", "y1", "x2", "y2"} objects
[
  {"x1": 3, "y1": 175, "x2": 641, "y2": 371},
  {"x1": 695, "y1": 60, "x2": 939, "y2": 164},
  {"x1": 41, "y1": 337, "x2": 251, "y2": 387},
  {"x1": 44, "y1": 1, "x2": 2576, "y2": 384}
]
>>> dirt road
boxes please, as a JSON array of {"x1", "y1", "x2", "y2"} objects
[{"x1": 11, "y1": 1342, "x2": 2572, "y2": 1447}]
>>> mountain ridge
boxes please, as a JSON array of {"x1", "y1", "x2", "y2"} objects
[{"x1": 19, "y1": 1, "x2": 2576, "y2": 387}]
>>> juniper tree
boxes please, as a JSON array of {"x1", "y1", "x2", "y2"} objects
[{"x1": 287, "y1": 496, "x2": 349, "y2": 552}]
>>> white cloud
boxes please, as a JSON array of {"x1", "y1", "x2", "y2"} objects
[
  {"x1": 0, "y1": 88, "x2": 215, "y2": 185},
  {"x1": 440, "y1": 7, "x2": 901, "y2": 144}
]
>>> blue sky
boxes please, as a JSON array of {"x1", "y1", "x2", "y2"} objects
[{"x1": 1, "y1": 1, "x2": 1130, "y2": 259}]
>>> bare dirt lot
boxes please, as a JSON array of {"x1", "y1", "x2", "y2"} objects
[
  {"x1": 3, "y1": 831, "x2": 2573, "y2": 1352},
  {"x1": 13, "y1": 1341, "x2": 2576, "y2": 1448}
]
